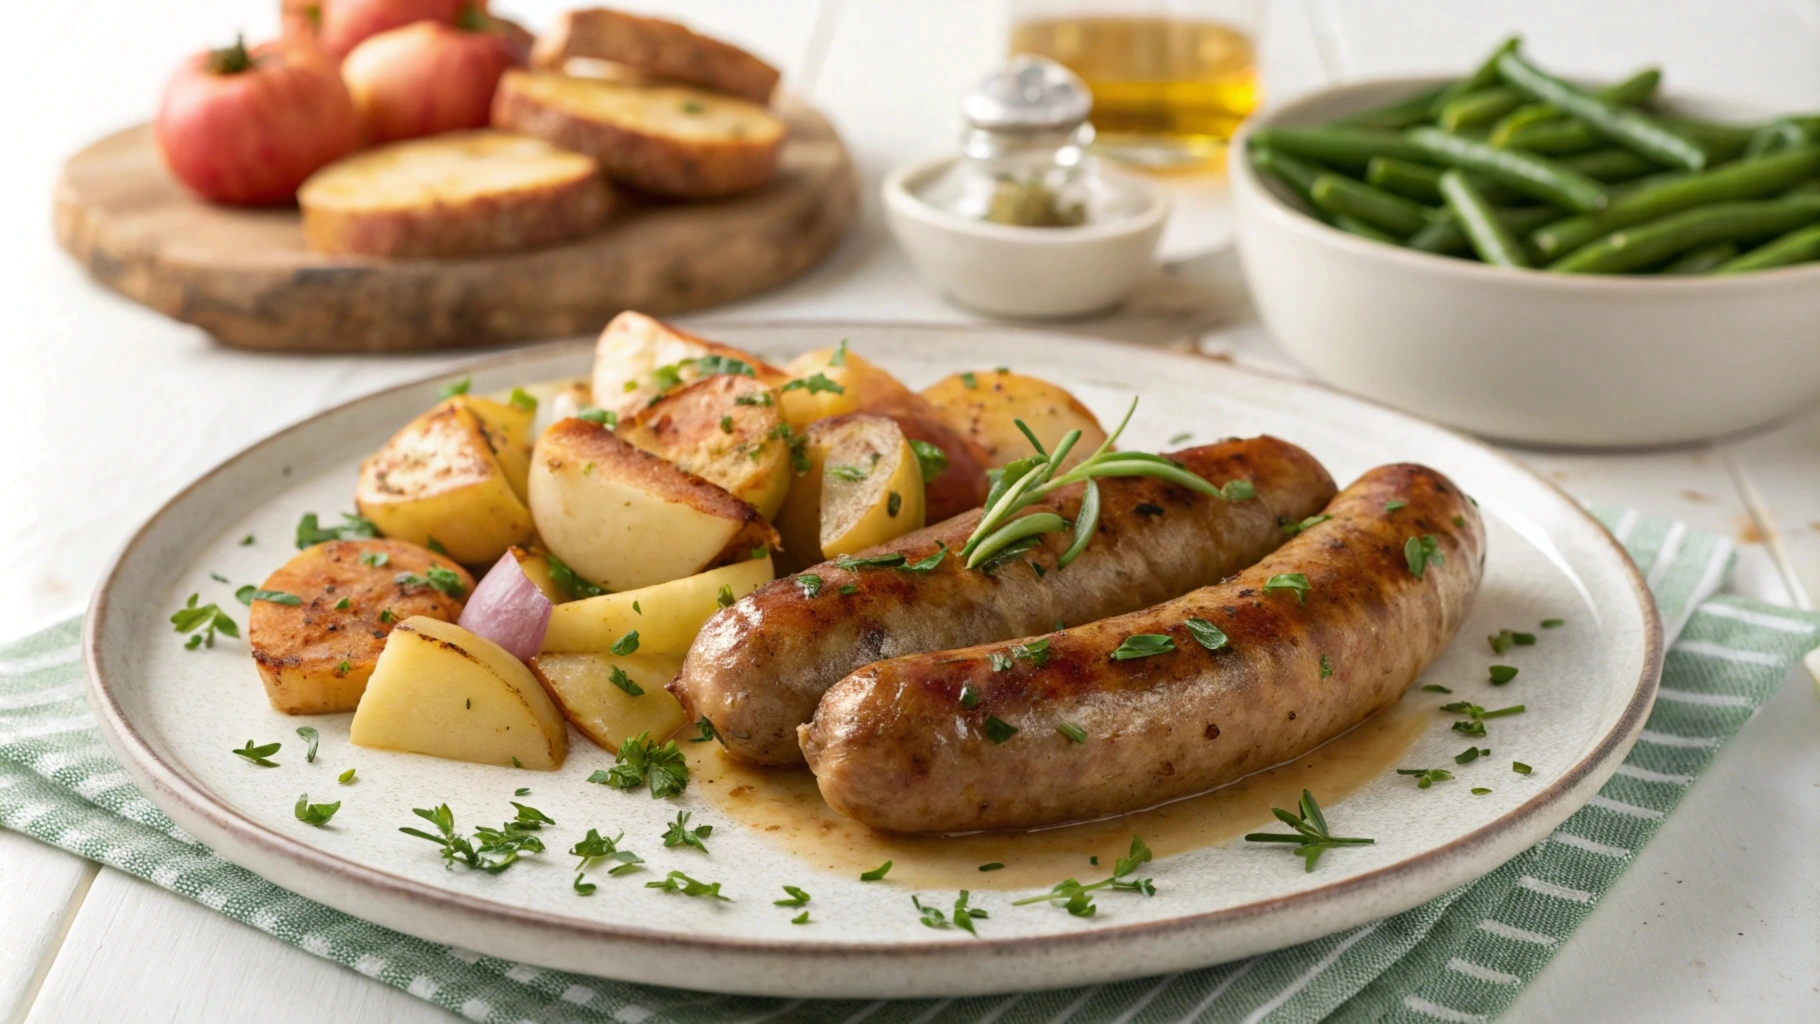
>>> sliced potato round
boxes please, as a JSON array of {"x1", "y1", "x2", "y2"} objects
[
  {"x1": 530, "y1": 651, "x2": 688, "y2": 753},
  {"x1": 356, "y1": 396, "x2": 535, "y2": 565},
  {"x1": 617, "y1": 374, "x2": 792, "y2": 520},
  {"x1": 775, "y1": 415, "x2": 925, "y2": 567},
  {"x1": 528, "y1": 418, "x2": 778, "y2": 592},
  {"x1": 921, "y1": 370, "x2": 1109, "y2": 470},
  {"x1": 591, "y1": 311, "x2": 787, "y2": 418}
]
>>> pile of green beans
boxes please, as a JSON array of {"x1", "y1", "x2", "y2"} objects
[{"x1": 1246, "y1": 39, "x2": 1820, "y2": 275}]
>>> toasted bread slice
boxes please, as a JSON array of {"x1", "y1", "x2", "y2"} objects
[
  {"x1": 531, "y1": 7, "x2": 779, "y2": 104},
  {"x1": 492, "y1": 71, "x2": 784, "y2": 199},
  {"x1": 299, "y1": 130, "x2": 612, "y2": 258}
]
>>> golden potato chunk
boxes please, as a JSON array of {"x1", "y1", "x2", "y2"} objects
[
  {"x1": 351, "y1": 617, "x2": 568, "y2": 770},
  {"x1": 617, "y1": 374, "x2": 792, "y2": 519},
  {"x1": 590, "y1": 312, "x2": 787, "y2": 419},
  {"x1": 540, "y1": 555, "x2": 774, "y2": 654},
  {"x1": 776, "y1": 415, "x2": 925, "y2": 569},
  {"x1": 249, "y1": 539, "x2": 472, "y2": 714},
  {"x1": 357, "y1": 397, "x2": 536, "y2": 565},
  {"x1": 921, "y1": 370, "x2": 1109, "y2": 470},
  {"x1": 528, "y1": 418, "x2": 779, "y2": 592},
  {"x1": 530, "y1": 651, "x2": 688, "y2": 753}
]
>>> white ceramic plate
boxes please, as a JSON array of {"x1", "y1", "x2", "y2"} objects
[{"x1": 84, "y1": 323, "x2": 1661, "y2": 999}]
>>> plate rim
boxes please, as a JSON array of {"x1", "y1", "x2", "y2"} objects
[{"x1": 81, "y1": 320, "x2": 1664, "y2": 992}]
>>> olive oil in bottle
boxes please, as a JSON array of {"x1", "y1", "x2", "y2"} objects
[{"x1": 1009, "y1": 14, "x2": 1260, "y2": 169}]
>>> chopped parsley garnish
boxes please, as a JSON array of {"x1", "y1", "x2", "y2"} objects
[
  {"x1": 775, "y1": 885, "x2": 811, "y2": 907},
  {"x1": 826, "y1": 463, "x2": 870, "y2": 484},
  {"x1": 1541, "y1": 618, "x2": 1564, "y2": 629},
  {"x1": 232, "y1": 739, "x2": 280, "y2": 767},
  {"x1": 680, "y1": 100, "x2": 705, "y2": 114},
  {"x1": 909, "y1": 439, "x2": 949, "y2": 481},
  {"x1": 611, "y1": 630, "x2": 640, "y2": 655},
  {"x1": 236, "y1": 586, "x2": 301, "y2": 606},
  {"x1": 294, "y1": 793, "x2": 340, "y2": 826},
  {"x1": 334, "y1": 597, "x2": 351, "y2": 610},
  {"x1": 1167, "y1": 431, "x2": 1193, "y2": 444},
  {"x1": 400, "y1": 802, "x2": 552, "y2": 874},
  {"x1": 1320, "y1": 654, "x2": 1334, "y2": 678},
  {"x1": 900, "y1": 544, "x2": 948, "y2": 573},
  {"x1": 1396, "y1": 768, "x2": 1454, "y2": 789},
  {"x1": 835, "y1": 552, "x2": 906, "y2": 571},
  {"x1": 1405, "y1": 535, "x2": 1445, "y2": 579},
  {"x1": 796, "y1": 574, "x2": 823, "y2": 598},
  {"x1": 860, "y1": 860, "x2": 892, "y2": 881},
  {"x1": 589, "y1": 732, "x2": 687, "y2": 798},
  {"x1": 295, "y1": 511, "x2": 379, "y2": 548},
  {"x1": 439, "y1": 377, "x2": 471, "y2": 399},
  {"x1": 914, "y1": 891, "x2": 987, "y2": 935},
  {"x1": 577, "y1": 406, "x2": 619, "y2": 427},
  {"x1": 1111, "y1": 633, "x2": 1175, "y2": 660},
  {"x1": 209, "y1": 571, "x2": 230, "y2": 583},
  {"x1": 395, "y1": 566, "x2": 465, "y2": 598},
  {"x1": 1011, "y1": 638, "x2": 1050, "y2": 666},
  {"x1": 780, "y1": 373, "x2": 845, "y2": 395},
  {"x1": 1420, "y1": 684, "x2": 1452, "y2": 693},
  {"x1": 1264, "y1": 573, "x2": 1311, "y2": 604},
  {"x1": 1383, "y1": 500, "x2": 1407, "y2": 512},
  {"x1": 1487, "y1": 629, "x2": 1537, "y2": 654},
  {"x1": 1013, "y1": 836, "x2": 1155, "y2": 916},
  {"x1": 829, "y1": 340, "x2": 849, "y2": 366},
  {"x1": 239, "y1": 534, "x2": 256, "y2": 546},
  {"x1": 1218, "y1": 479, "x2": 1257, "y2": 501},
  {"x1": 1512, "y1": 761, "x2": 1533, "y2": 775},
  {"x1": 647, "y1": 871, "x2": 728, "y2": 900},
  {"x1": 1442, "y1": 702, "x2": 1525, "y2": 736},
  {"x1": 979, "y1": 862, "x2": 1005, "y2": 872},
  {"x1": 960, "y1": 372, "x2": 978, "y2": 389},
  {"x1": 959, "y1": 683, "x2": 981, "y2": 708},
  {"x1": 172, "y1": 594, "x2": 238, "y2": 649},
  {"x1": 379, "y1": 609, "x2": 396, "y2": 624},
  {"x1": 1472, "y1": 787, "x2": 1492, "y2": 795},
  {"x1": 662, "y1": 811, "x2": 713, "y2": 853},
  {"x1": 839, "y1": 584, "x2": 858, "y2": 595},
  {"x1": 338, "y1": 660, "x2": 351, "y2": 675},
  {"x1": 984, "y1": 717, "x2": 1019, "y2": 743},
  {"x1": 425, "y1": 537, "x2": 449, "y2": 556},
  {"x1": 888, "y1": 492, "x2": 902, "y2": 517},
  {"x1": 733, "y1": 393, "x2": 772, "y2": 407},
  {"x1": 296, "y1": 726, "x2": 320, "y2": 763},
  {"x1": 716, "y1": 584, "x2": 736, "y2": 608},
  {"x1": 1056, "y1": 721, "x2": 1088, "y2": 744},
  {"x1": 988, "y1": 651, "x2": 1014, "y2": 672},
  {"x1": 608, "y1": 666, "x2": 644, "y2": 697},
  {"x1": 515, "y1": 788, "x2": 530, "y2": 796},
  {"x1": 768, "y1": 422, "x2": 812, "y2": 474},
  {"x1": 1488, "y1": 665, "x2": 1518, "y2": 685},
  {"x1": 793, "y1": 910, "x2": 810, "y2": 924},
  {"x1": 1243, "y1": 790, "x2": 1373, "y2": 871},
  {"x1": 719, "y1": 415, "x2": 734, "y2": 434},
  {"x1": 338, "y1": 768, "x2": 356, "y2": 784},
  {"x1": 690, "y1": 718, "x2": 719, "y2": 743},
  {"x1": 360, "y1": 551, "x2": 389, "y2": 567},
  {"x1": 1455, "y1": 745, "x2": 1490, "y2": 764},
  {"x1": 1280, "y1": 513, "x2": 1332, "y2": 537},
  {"x1": 1184, "y1": 617, "x2": 1229, "y2": 650},
  {"x1": 508, "y1": 387, "x2": 537, "y2": 412},
  {"x1": 545, "y1": 552, "x2": 604, "y2": 600}
]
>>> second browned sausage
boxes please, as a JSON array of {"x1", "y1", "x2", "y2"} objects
[
  {"x1": 801, "y1": 463, "x2": 1484, "y2": 833},
  {"x1": 670, "y1": 436, "x2": 1337, "y2": 765}
]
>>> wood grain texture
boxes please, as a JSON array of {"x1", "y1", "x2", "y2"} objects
[
  {"x1": 0, "y1": 832, "x2": 95, "y2": 1024},
  {"x1": 51, "y1": 96, "x2": 856, "y2": 353}
]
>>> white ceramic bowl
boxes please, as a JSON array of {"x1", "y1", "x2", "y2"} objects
[
  {"x1": 883, "y1": 156, "x2": 1169, "y2": 319},
  {"x1": 1231, "y1": 76, "x2": 1820, "y2": 448}
]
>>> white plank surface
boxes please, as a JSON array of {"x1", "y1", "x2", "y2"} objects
[{"x1": 3, "y1": 0, "x2": 1819, "y2": 1020}]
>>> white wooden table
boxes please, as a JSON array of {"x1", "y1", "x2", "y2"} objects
[{"x1": 3, "y1": 1, "x2": 1817, "y2": 1021}]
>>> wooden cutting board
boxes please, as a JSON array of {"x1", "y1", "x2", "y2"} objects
[{"x1": 53, "y1": 96, "x2": 856, "y2": 353}]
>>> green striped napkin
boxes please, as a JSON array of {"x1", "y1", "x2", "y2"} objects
[{"x1": 2, "y1": 508, "x2": 1814, "y2": 1024}]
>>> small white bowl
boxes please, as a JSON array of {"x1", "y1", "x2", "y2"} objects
[
  {"x1": 1231, "y1": 76, "x2": 1820, "y2": 448},
  {"x1": 883, "y1": 156, "x2": 1169, "y2": 319}
]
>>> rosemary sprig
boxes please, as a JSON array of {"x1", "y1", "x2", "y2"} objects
[{"x1": 960, "y1": 399, "x2": 1224, "y2": 570}]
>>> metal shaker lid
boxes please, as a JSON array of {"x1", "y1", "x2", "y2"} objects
[{"x1": 961, "y1": 55, "x2": 1092, "y2": 133}]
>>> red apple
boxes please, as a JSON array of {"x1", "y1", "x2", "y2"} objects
[
  {"x1": 316, "y1": 0, "x2": 476, "y2": 64},
  {"x1": 155, "y1": 36, "x2": 358, "y2": 206},
  {"x1": 341, "y1": 11, "x2": 523, "y2": 144}
]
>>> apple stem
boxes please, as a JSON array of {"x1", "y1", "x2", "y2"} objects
[
  {"x1": 207, "y1": 34, "x2": 255, "y2": 75},
  {"x1": 456, "y1": 3, "x2": 489, "y2": 31}
]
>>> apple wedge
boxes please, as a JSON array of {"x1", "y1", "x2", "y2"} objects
[
  {"x1": 528, "y1": 418, "x2": 778, "y2": 592},
  {"x1": 540, "y1": 554, "x2": 773, "y2": 654},
  {"x1": 350, "y1": 617, "x2": 568, "y2": 770},
  {"x1": 530, "y1": 651, "x2": 688, "y2": 752},
  {"x1": 776, "y1": 415, "x2": 925, "y2": 569}
]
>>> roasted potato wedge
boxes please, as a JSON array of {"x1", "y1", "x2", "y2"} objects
[
  {"x1": 351, "y1": 617, "x2": 568, "y2": 770},
  {"x1": 530, "y1": 651, "x2": 688, "y2": 753},
  {"x1": 528, "y1": 418, "x2": 778, "y2": 592},
  {"x1": 590, "y1": 312, "x2": 787, "y2": 419},
  {"x1": 776, "y1": 416, "x2": 925, "y2": 569},
  {"x1": 617, "y1": 374, "x2": 792, "y2": 520},
  {"x1": 250, "y1": 539, "x2": 472, "y2": 714},
  {"x1": 356, "y1": 397, "x2": 535, "y2": 565},
  {"x1": 778, "y1": 346, "x2": 989, "y2": 522},
  {"x1": 541, "y1": 554, "x2": 774, "y2": 654},
  {"x1": 921, "y1": 370, "x2": 1109, "y2": 470}
]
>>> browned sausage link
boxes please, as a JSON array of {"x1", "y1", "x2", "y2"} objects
[
  {"x1": 672, "y1": 436, "x2": 1338, "y2": 766},
  {"x1": 801, "y1": 463, "x2": 1484, "y2": 833}
]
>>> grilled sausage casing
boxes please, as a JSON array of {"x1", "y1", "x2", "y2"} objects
[
  {"x1": 800, "y1": 463, "x2": 1484, "y2": 833},
  {"x1": 671, "y1": 436, "x2": 1337, "y2": 765}
]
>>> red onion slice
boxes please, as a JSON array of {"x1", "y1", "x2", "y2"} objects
[{"x1": 457, "y1": 552, "x2": 552, "y2": 662}]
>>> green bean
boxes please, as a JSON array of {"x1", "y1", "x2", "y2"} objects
[
  {"x1": 1248, "y1": 127, "x2": 1429, "y2": 171},
  {"x1": 1332, "y1": 215, "x2": 1402, "y2": 244},
  {"x1": 1488, "y1": 68, "x2": 1661, "y2": 148},
  {"x1": 1532, "y1": 145, "x2": 1820, "y2": 259},
  {"x1": 1714, "y1": 224, "x2": 1820, "y2": 273},
  {"x1": 1309, "y1": 173, "x2": 1435, "y2": 236},
  {"x1": 1557, "y1": 148, "x2": 1661, "y2": 182},
  {"x1": 1493, "y1": 119, "x2": 1605, "y2": 155},
  {"x1": 1655, "y1": 116, "x2": 1754, "y2": 162},
  {"x1": 1405, "y1": 127, "x2": 1609, "y2": 211},
  {"x1": 1744, "y1": 118, "x2": 1814, "y2": 159},
  {"x1": 1335, "y1": 85, "x2": 1449, "y2": 130},
  {"x1": 1549, "y1": 196, "x2": 1820, "y2": 273},
  {"x1": 1363, "y1": 158, "x2": 1523, "y2": 205},
  {"x1": 1409, "y1": 204, "x2": 1563, "y2": 255},
  {"x1": 1250, "y1": 145, "x2": 1329, "y2": 214},
  {"x1": 1438, "y1": 170, "x2": 1531, "y2": 266},
  {"x1": 1439, "y1": 87, "x2": 1525, "y2": 132},
  {"x1": 1661, "y1": 242, "x2": 1738, "y2": 273},
  {"x1": 1495, "y1": 52, "x2": 1705, "y2": 170},
  {"x1": 1428, "y1": 37, "x2": 1521, "y2": 116}
]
